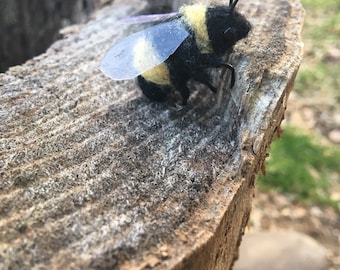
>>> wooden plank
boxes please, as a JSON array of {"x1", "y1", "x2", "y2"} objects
[{"x1": 0, "y1": 0, "x2": 304, "y2": 269}]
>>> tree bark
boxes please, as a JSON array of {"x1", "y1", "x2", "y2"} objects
[
  {"x1": 0, "y1": 0, "x2": 113, "y2": 72},
  {"x1": 0, "y1": 0, "x2": 304, "y2": 269}
]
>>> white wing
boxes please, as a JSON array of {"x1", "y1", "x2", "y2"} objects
[
  {"x1": 119, "y1": 12, "x2": 179, "y2": 24},
  {"x1": 100, "y1": 20, "x2": 189, "y2": 80}
]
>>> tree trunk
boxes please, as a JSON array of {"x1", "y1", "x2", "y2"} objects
[{"x1": 0, "y1": 0, "x2": 113, "y2": 72}]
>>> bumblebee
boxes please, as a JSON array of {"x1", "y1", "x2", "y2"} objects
[{"x1": 101, "y1": 0, "x2": 251, "y2": 105}]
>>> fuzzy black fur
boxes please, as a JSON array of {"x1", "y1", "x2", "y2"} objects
[
  {"x1": 138, "y1": 4, "x2": 251, "y2": 105},
  {"x1": 206, "y1": 6, "x2": 251, "y2": 56}
]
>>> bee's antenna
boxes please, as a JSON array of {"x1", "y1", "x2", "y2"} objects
[{"x1": 230, "y1": 0, "x2": 239, "y2": 12}]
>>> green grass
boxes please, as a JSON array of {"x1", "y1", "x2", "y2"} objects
[
  {"x1": 294, "y1": 0, "x2": 340, "y2": 97},
  {"x1": 258, "y1": 127, "x2": 340, "y2": 209},
  {"x1": 301, "y1": 0, "x2": 340, "y2": 42}
]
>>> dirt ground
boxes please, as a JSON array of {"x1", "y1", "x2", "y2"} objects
[{"x1": 250, "y1": 191, "x2": 340, "y2": 269}]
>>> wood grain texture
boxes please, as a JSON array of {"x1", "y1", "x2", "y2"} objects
[{"x1": 0, "y1": 0, "x2": 304, "y2": 269}]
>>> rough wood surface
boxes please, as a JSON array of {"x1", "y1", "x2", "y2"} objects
[{"x1": 0, "y1": 0, "x2": 304, "y2": 269}]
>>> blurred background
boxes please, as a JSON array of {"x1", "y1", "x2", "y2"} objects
[
  {"x1": 251, "y1": 0, "x2": 340, "y2": 269},
  {"x1": 1, "y1": 0, "x2": 339, "y2": 268},
  {"x1": 0, "y1": 0, "x2": 114, "y2": 73}
]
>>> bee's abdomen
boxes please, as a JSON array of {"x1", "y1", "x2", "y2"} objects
[
  {"x1": 141, "y1": 63, "x2": 171, "y2": 85},
  {"x1": 137, "y1": 75, "x2": 171, "y2": 101}
]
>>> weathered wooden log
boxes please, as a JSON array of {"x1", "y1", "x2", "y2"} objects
[{"x1": 0, "y1": 0, "x2": 304, "y2": 269}]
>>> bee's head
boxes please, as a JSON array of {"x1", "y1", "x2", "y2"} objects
[{"x1": 207, "y1": 1, "x2": 251, "y2": 55}]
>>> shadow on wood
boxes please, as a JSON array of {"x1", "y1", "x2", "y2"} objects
[{"x1": 0, "y1": 0, "x2": 304, "y2": 269}]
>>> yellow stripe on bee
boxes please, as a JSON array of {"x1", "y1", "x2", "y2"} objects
[
  {"x1": 142, "y1": 64, "x2": 171, "y2": 85},
  {"x1": 133, "y1": 37, "x2": 171, "y2": 85},
  {"x1": 180, "y1": 4, "x2": 212, "y2": 53}
]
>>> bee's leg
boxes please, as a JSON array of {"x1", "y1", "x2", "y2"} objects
[
  {"x1": 192, "y1": 69, "x2": 217, "y2": 93},
  {"x1": 218, "y1": 62, "x2": 235, "y2": 88},
  {"x1": 137, "y1": 76, "x2": 170, "y2": 102},
  {"x1": 179, "y1": 85, "x2": 190, "y2": 106},
  {"x1": 172, "y1": 80, "x2": 190, "y2": 105},
  {"x1": 199, "y1": 54, "x2": 235, "y2": 88},
  {"x1": 200, "y1": 80, "x2": 217, "y2": 93}
]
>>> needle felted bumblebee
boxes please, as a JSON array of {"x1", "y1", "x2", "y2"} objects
[{"x1": 100, "y1": 0, "x2": 251, "y2": 105}]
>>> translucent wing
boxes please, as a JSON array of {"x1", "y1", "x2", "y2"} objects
[
  {"x1": 119, "y1": 12, "x2": 179, "y2": 24},
  {"x1": 100, "y1": 20, "x2": 189, "y2": 80}
]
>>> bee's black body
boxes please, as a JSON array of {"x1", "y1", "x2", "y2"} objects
[{"x1": 138, "y1": 3, "x2": 251, "y2": 105}]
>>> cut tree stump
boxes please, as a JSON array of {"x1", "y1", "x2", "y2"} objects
[{"x1": 0, "y1": 0, "x2": 304, "y2": 269}]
